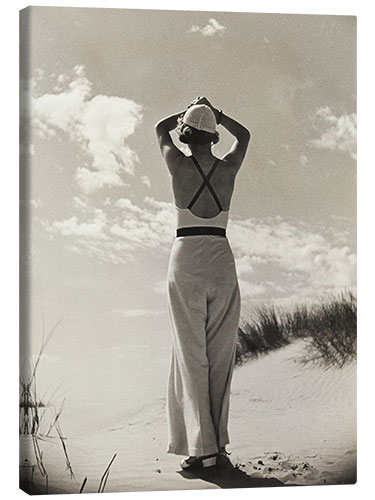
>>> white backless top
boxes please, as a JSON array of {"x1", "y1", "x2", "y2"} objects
[{"x1": 176, "y1": 206, "x2": 229, "y2": 230}]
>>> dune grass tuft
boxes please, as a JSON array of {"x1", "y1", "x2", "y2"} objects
[
  {"x1": 19, "y1": 314, "x2": 76, "y2": 493},
  {"x1": 236, "y1": 306, "x2": 288, "y2": 364},
  {"x1": 20, "y1": 312, "x2": 118, "y2": 495},
  {"x1": 301, "y1": 291, "x2": 357, "y2": 368},
  {"x1": 235, "y1": 290, "x2": 357, "y2": 368}
]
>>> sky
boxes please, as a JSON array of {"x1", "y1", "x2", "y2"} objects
[{"x1": 19, "y1": 7, "x2": 356, "y2": 397}]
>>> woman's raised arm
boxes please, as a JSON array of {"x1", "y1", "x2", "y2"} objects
[
  {"x1": 155, "y1": 111, "x2": 186, "y2": 173},
  {"x1": 218, "y1": 112, "x2": 251, "y2": 171}
]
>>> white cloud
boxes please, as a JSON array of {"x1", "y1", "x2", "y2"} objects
[
  {"x1": 74, "y1": 167, "x2": 125, "y2": 194},
  {"x1": 143, "y1": 196, "x2": 173, "y2": 211},
  {"x1": 189, "y1": 18, "x2": 227, "y2": 37},
  {"x1": 31, "y1": 66, "x2": 143, "y2": 194},
  {"x1": 30, "y1": 198, "x2": 42, "y2": 208},
  {"x1": 47, "y1": 196, "x2": 176, "y2": 263},
  {"x1": 228, "y1": 217, "x2": 356, "y2": 298},
  {"x1": 66, "y1": 239, "x2": 134, "y2": 265},
  {"x1": 49, "y1": 209, "x2": 108, "y2": 240},
  {"x1": 47, "y1": 195, "x2": 356, "y2": 300},
  {"x1": 141, "y1": 175, "x2": 151, "y2": 188},
  {"x1": 309, "y1": 106, "x2": 357, "y2": 160},
  {"x1": 115, "y1": 197, "x2": 144, "y2": 214},
  {"x1": 73, "y1": 196, "x2": 89, "y2": 211},
  {"x1": 110, "y1": 196, "x2": 176, "y2": 249},
  {"x1": 32, "y1": 66, "x2": 91, "y2": 139},
  {"x1": 299, "y1": 155, "x2": 308, "y2": 166},
  {"x1": 330, "y1": 214, "x2": 352, "y2": 222}
]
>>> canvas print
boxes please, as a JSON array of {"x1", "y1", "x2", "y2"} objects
[{"x1": 19, "y1": 6, "x2": 357, "y2": 494}]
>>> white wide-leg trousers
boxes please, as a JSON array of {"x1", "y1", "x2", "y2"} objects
[{"x1": 166, "y1": 235, "x2": 241, "y2": 457}]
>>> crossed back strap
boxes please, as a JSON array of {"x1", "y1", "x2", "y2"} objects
[{"x1": 187, "y1": 156, "x2": 223, "y2": 212}]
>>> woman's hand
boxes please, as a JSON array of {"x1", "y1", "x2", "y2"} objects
[
  {"x1": 187, "y1": 96, "x2": 213, "y2": 109},
  {"x1": 194, "y1": 96, "x2": 213, "y2": 108}
]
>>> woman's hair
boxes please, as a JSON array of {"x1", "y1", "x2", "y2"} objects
[{"x1": 176, "y1": 115, "x2": 219, "y2": 145}]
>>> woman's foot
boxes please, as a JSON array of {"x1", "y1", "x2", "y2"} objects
[
  {"x1": 180, "y1": 453, "x2": 217, "y2": 470},
  {"x1": 218, "y1": 446, "x2": 231, "y2": 456}
]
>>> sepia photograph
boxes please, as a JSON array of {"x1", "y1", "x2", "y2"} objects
[{"x1": 19, "y1": 4, "x2": 357, "y2": 495}]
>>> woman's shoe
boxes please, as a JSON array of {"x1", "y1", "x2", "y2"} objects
[
  {"x1": 218, "y1": 446, "x2": 231, "y2": 456},
  {"x1": 180, "y1": 453, "x2": 217, "y2": 470}
]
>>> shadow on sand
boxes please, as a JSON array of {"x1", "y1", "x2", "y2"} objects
[{"x1": 177, "y1": 455, "x2": 284, "y2": 489}]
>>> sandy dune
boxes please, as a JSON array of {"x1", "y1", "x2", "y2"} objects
[{"x1": 20, "y1": 339, "x2": 356, "y2": 493}]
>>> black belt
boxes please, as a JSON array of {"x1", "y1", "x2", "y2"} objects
[{"x1": 176, "y1": 226, "x2": 226, "y2": 237}]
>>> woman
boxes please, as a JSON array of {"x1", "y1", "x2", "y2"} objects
[{"x1": 155, "y1": 97, "x2": 250, "y2": 470}]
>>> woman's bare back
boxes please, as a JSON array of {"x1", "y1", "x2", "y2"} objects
[{"x1": 171, "y1": 155, "x2": 237, "y2": 218}]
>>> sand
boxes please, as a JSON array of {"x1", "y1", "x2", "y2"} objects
[{"x1": 19, "y1": 339, "x2": 356, "y2": 493}]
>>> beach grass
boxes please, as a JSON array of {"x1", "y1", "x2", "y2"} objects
[
  {"x1": 235, "y1": 291, "x2": 357, "y2": 368},
  {"x1": 19, "y1": 314, "x2": 78, "y2": 494},
  {"x1": 19, "y1": 313, "x2": 119, "y2": 495}
]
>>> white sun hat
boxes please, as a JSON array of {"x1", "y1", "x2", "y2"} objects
[{"x1": 182, "y1": 104, "x2": 217, "y2": 134}]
